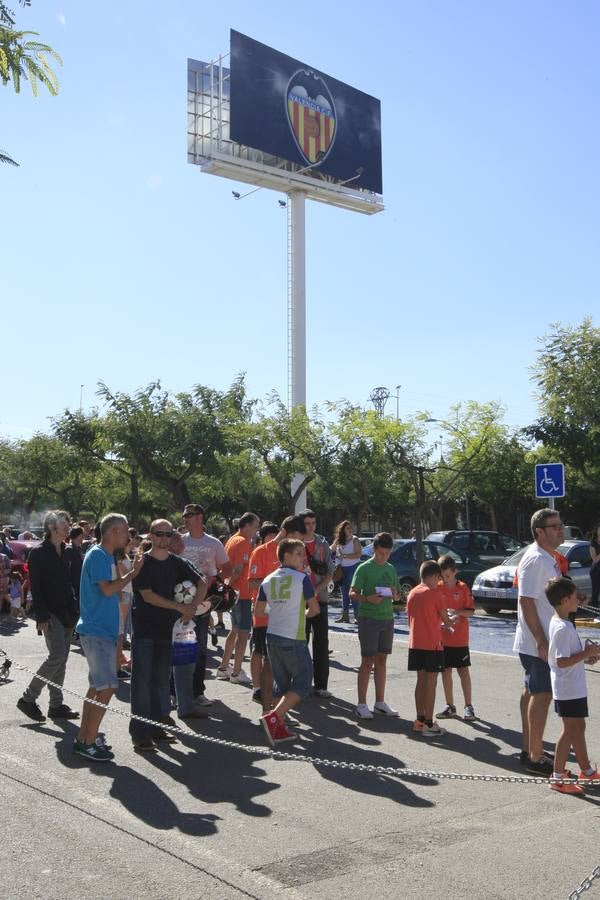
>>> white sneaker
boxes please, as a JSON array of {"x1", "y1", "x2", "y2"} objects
[
  {"x1": 374, "y1": 701, "x2": 399, "y2": 717},
  {"x1": 230, "y1": 668, "x2": 252, "y2": 685},
  {"x1": 216, "y1": 665, "x2": 233, "y2": 681},
  {"x1": 422, "y1": 722, "x2": 446, "y2": 737},
  {"x1": 355, "y1": 703, "x2": 373, "y2": 719},
  {"x1": 194, "y1": 694, "x2": 214, "y2": 707}
]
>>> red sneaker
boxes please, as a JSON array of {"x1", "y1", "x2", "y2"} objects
[
  {"x1": 579, "y1": 769, "x2": 600, "y2": 785},
  {"x1": 274, "y1": 722, "x2": 297, "y2": 744},
  {"x1": 260, "y1": 712, "x2": 280, "y2": 747}
]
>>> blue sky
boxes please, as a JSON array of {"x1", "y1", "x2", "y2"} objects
[{"x1": 2, "y1": 1, "x2": 599, "y2": 440}]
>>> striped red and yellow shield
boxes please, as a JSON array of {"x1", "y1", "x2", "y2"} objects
[{"x1": 287, "y1": 91, "x2": 336, "y2": 165}]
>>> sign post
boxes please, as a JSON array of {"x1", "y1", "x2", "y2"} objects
[{"x1": 535, "y1": 463, "x2": 565, "y2": 510}]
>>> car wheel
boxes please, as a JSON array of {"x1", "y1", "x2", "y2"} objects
[{"x1": 399, "y1": 578, "x2": 415, "y2": 601}]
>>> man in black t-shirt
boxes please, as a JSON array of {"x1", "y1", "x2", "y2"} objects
[{"x1": 129, "y1": 519, "x2": 207, "y2": 751}]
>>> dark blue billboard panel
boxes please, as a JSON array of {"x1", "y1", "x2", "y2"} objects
[{"x1": 229, "y1": 30, "x2": 382, "y2": 195}]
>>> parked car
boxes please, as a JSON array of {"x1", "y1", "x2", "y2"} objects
[
  {"x1": 471, "y1": 540, "x2": 593, "y2": 615},
  {"x1": 425, "y1": 530, "x2": 525, "y2": 569},
  {"x1": 361, "y1": 538, "x2": 488, "y2": 599},
  {"x1": 7, "y1": 539, "x2": 41, "y2": 576}
]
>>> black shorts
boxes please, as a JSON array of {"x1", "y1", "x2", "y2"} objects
[
  {"x1": 554, "y1": 697, "x2": 588, "y2": 718},
  {"x1": 443, "y1": 646, "x2": 471, "y2": 669},
  {"x1": 408, "y1": 648, "x2": 444, "y2": 672},
  {"x1": 250, "y1": 625, "x2": 269, "y2": 658}
]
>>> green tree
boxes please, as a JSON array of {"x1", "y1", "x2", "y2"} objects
[
  {"x1": 1, "y1": 0, "x2": 61, "y2": 165},
  {"x1": 527, "y1": 318, "x2": 600, "y2": 493}
]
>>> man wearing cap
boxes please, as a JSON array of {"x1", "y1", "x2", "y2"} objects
[{"x1": 180, "y1": 503, "x2": 232, "y2": 705}]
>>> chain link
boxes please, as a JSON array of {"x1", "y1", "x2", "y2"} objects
[
  {"x1": 567, "y1": 865, "x2": 600, "y2": 899},
  {"x1": 0, "y1": 645, "x2": 580, "y2": 786}
]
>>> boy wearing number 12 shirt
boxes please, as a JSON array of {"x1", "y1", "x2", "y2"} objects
[{"x1": 255, "y1": 539, "x2": 320, "y2": 747}]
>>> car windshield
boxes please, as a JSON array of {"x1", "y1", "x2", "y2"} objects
[{"x1": 503, "y1": 546, "x2": 528, "y2": 565}]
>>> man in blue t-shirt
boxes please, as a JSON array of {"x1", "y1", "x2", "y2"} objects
[{"x1": 75, "y1": 513, "x2": 143, "y2": 762}]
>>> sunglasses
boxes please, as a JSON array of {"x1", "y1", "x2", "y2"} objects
[
  {"x1": 183, "y1": 512, "x2": 202, "y2": 518},
  {"x1": 151, "y1": 530, "x2": 174, "y2": 538}
]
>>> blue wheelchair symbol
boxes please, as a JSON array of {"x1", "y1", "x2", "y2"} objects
[{"x1": 535, "y1": 463, "x2": 565, "y2": 499}]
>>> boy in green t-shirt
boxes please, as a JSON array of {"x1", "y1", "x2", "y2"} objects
[{"x1": 350, "y1": 532, "x2": 399, "y2": 719}]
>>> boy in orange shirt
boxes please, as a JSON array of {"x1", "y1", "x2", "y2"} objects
[
  {"x1": 435, "y1": 555, "x2": 476, "y2": 722},
  {"x1": 406, "y1": 560, "x2": 454, "y2": 737},
  {"x1": 248, "y1": 522, "x2": 280, "y2": 709}
]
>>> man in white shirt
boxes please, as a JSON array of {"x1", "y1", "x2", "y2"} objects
[
  {"x1": 513, "y1": 508, "x2": 564, "y2": 775},
  {"x1": 180, "y1": 503, "x2": 232, "y2": 706}
]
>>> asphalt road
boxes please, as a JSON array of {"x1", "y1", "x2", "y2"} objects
[{"x1": 2, "y1": 611, "x2": 600, "y2": 900}]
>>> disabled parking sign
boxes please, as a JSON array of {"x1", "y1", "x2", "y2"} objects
[{"x1": 535, "y1": 462, "x2": 565, "y2": 499}]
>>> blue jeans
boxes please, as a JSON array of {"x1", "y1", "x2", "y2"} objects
[
  {"x1": 129, "y1": 637, "x2": 172, "y2": 741},
  {"x1": 267, "y1": 633, "x2": 312, "y2": 699},
  {"x1": 341, "y1": 563, "x2": 359, "y2": 616}
]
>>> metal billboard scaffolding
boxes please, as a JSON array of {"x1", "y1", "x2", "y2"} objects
[{"x1": 187, "y1": 34, "x2": 384, "y2": 510}]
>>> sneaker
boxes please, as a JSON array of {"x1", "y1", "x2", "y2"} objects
[
  {"x1": 463, "y1": 704, "x2": 476, "y2": 721},
  {"x1": 579, "y1": 769, "x2": 600, "y2": 784},
  {"x1": 252, "y1": 688, "x2": 263, "y2": 704},
  {"x1": 355, "y1": 703, "x2": 374, "y2": 719},
  {"x1": 314, "y1": 688, "x2": 332, "y2": 699},
  {"x1": 73, "y1": 741, "x2": 114, "y2": 762},
  {"x1": 95, "y1": 734, "x2": 112, "y2": 750},
  {"x1": 551, "y1": 779, "x2": 585, "y2": 795},
  {"x1": 436, "y1": 704, "x2": 456, "y2": 719},
  {"x1": 162, "y1": 715, "x2": 178, "y2": 727},
  {"x1": 261, "y1": 711, "x2": 280, "y2": 747},
  {"x1": 230, "y1": 668, "x2": 252, "y2": 685},
  {"x1": 210, "y1": 629, "x2": 218, "y2": 647},
  {"x1": 48, "y1": 704, "x2": 80, "y2": 720},
  {"x1": 422, "y1": 722, "x2": 446, "y2": 737},
  {"x1": 519, "y1": 750, "x2": 529, "y2": 766},
  {"x1": 216, "y1": 665, "x2": 233, "y2": 680},
  {"x1": 153, "y1": 727, "x2": 178, "y2": 743},
  {"x1": 117, "y1": 668, "x2": 130, "y2": 679},
  {"x1": 525, "y1": 756, "x2": 553, "y2": 776},
  {"x1": 132, "y1": 738, "x2": 157, "y2": 753},
  {"x1": 194, "y1": 693, "x2": 213, "y2": 707},
  {"x1": 274, "y1": 722, "x2": 298, "y2": 744},
  {"x1": 335, "y1": 613, "x2": 350, "y2": 623},
  {"x1": 16, "y1": 698, "x2": 46, "y2": 722},
  {"x1": 412, "y1": 719, "x2": 424, "y2": 732},
  {"x1": 373, "y1": 701, "x2": 399, "y2": 717}
]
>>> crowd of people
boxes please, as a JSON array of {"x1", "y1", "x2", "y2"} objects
[{"x1": 1, "y1": 505, "x2": 599, "y2": 793}]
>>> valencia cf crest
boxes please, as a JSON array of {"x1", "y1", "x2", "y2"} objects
[{"x1": 286, "y1": 69, "x2": 336, "y2": 166}]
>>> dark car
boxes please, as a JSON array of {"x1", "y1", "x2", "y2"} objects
[
  {"x1": 471, "y1": 540, "x2": 593, "y2": 614},
  {"x1": 361, "y1": 538, "x2": 487, "y2": 599},
  {"x1": 425, "y1": 530, "x2": 525, "y2": 569}
]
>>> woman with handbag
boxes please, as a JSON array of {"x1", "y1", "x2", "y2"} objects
[{"x1": 331, "y1": 521, "x2": 362, "y2": 623}]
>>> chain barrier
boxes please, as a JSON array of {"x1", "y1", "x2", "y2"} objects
[
  {"x1": 4, "y1": 645, "x2": 600, "y2": 897},
  {"x1": 578, "y1": 602, "x2": 600, "y2": 617},
  {"x1": 0, "y1": 645, "x2": 580, "y2": 786},
  {"x1": 567, "y1": 865, "x2": 600, "y2": 900}
]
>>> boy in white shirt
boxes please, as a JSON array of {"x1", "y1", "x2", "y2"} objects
[{"x1": 547, "y1": 576, "x2": 600, "y2": 794}]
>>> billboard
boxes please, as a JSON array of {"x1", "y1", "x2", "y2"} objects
[{"x1": 230, "y1": 30, "x2": 382, "y2": 195}]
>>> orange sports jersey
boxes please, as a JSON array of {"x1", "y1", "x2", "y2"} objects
[
  {"x1": 406, "y1": 583, "x2": 446, "y2": 651},
  {"x1": 249, "y1": 540, "x2": 280, "y2": 626},
  {"x1": 224, "y1": 533, "x2": 253, "y2": 599},
  {"x1": 438, "y1": 580, "x2": 474, "y2": 647}
]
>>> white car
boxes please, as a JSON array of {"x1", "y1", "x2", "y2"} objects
[{"x1": 472, "y1": 540, "x2": 593, "y2": 615}]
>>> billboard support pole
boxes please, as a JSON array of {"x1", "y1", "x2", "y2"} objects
[{"x1": 288, "y1": 189, "x2": 307, "y2": 513}]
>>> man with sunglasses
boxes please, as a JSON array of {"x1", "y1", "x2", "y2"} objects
[
  {"x1": 514, "y1": 508, "x2": 565, "y2": 775},
  {"x1": 129, "y1": 519, "x2": 207, "y2": 752}
]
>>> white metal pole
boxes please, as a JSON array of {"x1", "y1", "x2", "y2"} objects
[{"x1": 288, "y1": 190, "x2": 307, "y2": 512}]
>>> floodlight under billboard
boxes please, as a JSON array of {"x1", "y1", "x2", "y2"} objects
[{"x1": 229, "y1": 30, "x2": 382, "y2": 195}]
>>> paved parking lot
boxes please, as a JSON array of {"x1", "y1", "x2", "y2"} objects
[{"x1": 2, "y1": 613, "x2": 600, "y2": 899}]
